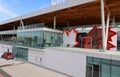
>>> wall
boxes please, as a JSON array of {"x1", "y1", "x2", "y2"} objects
[
  {"x1": 28, "y1": 48, "x2": 86, "y2": 77},
  {"x1": 0, "y1": 44, "x2": 12, "y2": 56},
  {"x1": 28, "y1": 49, "x2": 44, "y2": 65}
]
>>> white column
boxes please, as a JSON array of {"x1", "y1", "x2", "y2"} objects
[
  {"x1": 105, "y1": 12, "x2": 110, "y2": 50},
  {"x1": 101, "y1": 0, "x2": 106, "y2": 51},
  {"x1": 1, "y1": 35, "x2": 3, "y2": 41},
  {"x1": 67, "y1": 21, "x2": 70, "y2": 27},
  {"x1": 13, "y1": 26, "x2": 15, "y2": 30},
  {"x1": 20, "y1": 20, "x2": 25, "y2": 30},
  {"x1": 54, "y1": 16, "x2": 56, "y2": 29}
]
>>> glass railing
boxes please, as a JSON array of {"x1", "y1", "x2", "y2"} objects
[
  {"x1": 0, "y1": 41, "x2": 16, "y2": 45},
  {"x1": 0, "y1": 30, "x2": 16, "y2": 35},
  {"x1": 18, "y1": 23, "x2": 45, "y2": 30}
]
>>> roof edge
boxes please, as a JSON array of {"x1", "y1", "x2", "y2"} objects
[{"x1": 0, "y1": 0, "x2": 95, "y2": 25}]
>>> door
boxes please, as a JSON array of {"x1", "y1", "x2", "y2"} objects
[
  {"x1": 93, "y1": 65, "x2": 100, "y2": 77},
  {"x1": 86, "y1": 64, "x2": 100, "y2": 77},
  {"x1": 86, "y1": 65, "x2": 93, "y2": 77}
]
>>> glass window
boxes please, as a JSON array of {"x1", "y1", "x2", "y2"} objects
[
  {"x1": 86, "y1": 57, "x2": 120, "y2": 77},
  {"x1": 12, "y1": 47, "x2": 28, "y2": 61},
  {"x1": 93, "y1": 58, "x2": 101, "y2": 65},
  {"x1": 111, "y1": 65, "x2": 120, "y2": 77},
  {"x1": 112, "y1": 60, "x2": 120, "y2": 66},
  {"x1": 102, "y1": 59, "x2": 111, "y2": 64},
  {"x1": 101, "y1": 64, "x2": 110, "y2": 77},
  {"x1": 32, "y1": 31, "x2": 38, "y2": 47},
  {"x1": 17, "y1": 30, "x2": 63, "y2": 49},
  {"x1": 87, "y1": 57, "x2": 93, "y2": 64}
]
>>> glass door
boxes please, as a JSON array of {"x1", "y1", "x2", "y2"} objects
[
  {"x1": 93, "y1": 65, "x2": 100, "y2": 77},
  {"x1": 86, "y1": 65, "x2": 93, "y2": 77},
  {"x1": 86, "y1": 64, "x2": 100, "y2": 77}
]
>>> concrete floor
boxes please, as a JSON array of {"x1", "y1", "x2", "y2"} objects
[{"x1": 0, "y1": 58, "x2": 71, "y2": 77}]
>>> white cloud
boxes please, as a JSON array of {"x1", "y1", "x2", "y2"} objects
[
  {"x1": 0, "y1": 6, "x2": 17, "y2": 17},
  {"x1": 0, "y1": 0, "x2": 18, "y2": 21}
]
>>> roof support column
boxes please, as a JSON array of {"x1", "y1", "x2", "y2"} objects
[
  {"x1": 67, "y1": 21, "x2": 70, "y2": 27},
  {"x1": 20, "y1": 20, "x2": 25, "y2": 30},
  {"x1": 101, "y1": 0, "x2": 106, "y2": 51},
  {"x1": 112, "y1": 15, "x2": 115, "y2": 27},
  {"x1": 0, "y1": 35, "x2": 3, "y2": 41},
  {"x1": 105, "y1": 12, "x2": 110, "y2": 50},
  {"x1": 54, "y1": 16, "x2": 56, "y2": 29}
]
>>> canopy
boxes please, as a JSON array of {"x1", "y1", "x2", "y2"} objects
[{"x1": 0, "y1": 0, "x2": 120, "y2": 30}]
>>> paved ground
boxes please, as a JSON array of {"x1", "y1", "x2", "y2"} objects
[
  {"x1": 0, "y1": 68, "x2": 12, "y2": 77},
  {"x1": 0, "y1": 58, "x2": 71, "y2": 77}
]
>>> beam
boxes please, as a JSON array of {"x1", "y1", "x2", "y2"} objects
[
  {"x1": 107, "y1": 0, "x2": 120, "y2": 6},
  {"x1": 104, "y1": 0, "x2": 109, "y2": 12},
  {"x1": 101, "y1": 0, "x2": 106, "y2": 51},
  {"x1": 69, "y1": 8, "x2": 81, "y2": 16}
]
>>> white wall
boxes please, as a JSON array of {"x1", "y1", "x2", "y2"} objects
[
  {"x1": 43, "y1": 49, "x2": 86, "y2": 77},
  {"x1": 28, "y1": 48, "x2": 86, "y2": 77},
  {"x1": 0, "y1": 44, "x2": 12, "y2": 52},
  {"x1": 28, "y1": 49, "x2": 44, "y2": 65},
  {"x1": 0, "y1": 44, "x2": 12, "y2": 56},
  {"x1": 110, "y1": 28, "x2": 117, "y2": 50}
]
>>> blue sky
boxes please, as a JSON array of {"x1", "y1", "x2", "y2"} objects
[{"x1": 0, "y1": 0, "x2": 51, "y2": 22}]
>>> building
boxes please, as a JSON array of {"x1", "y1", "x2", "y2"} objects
[{"x1": 0, "y1": 0, "x2": 120, "y2": 77}]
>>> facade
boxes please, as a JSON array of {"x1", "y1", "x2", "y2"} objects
[{"x1": 0, "y1": 0, "x2": 120, "y2": 77}]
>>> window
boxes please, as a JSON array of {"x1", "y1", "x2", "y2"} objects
[
  {"x1": 86, "y1": 57, "x2": 120, "y2": 77},
  {"x1": 17, "y1": 30, "x2": 63, "y2": 49},
  {"x1": 12, "y1": 47, "x2": 28, "y2": 61}
]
